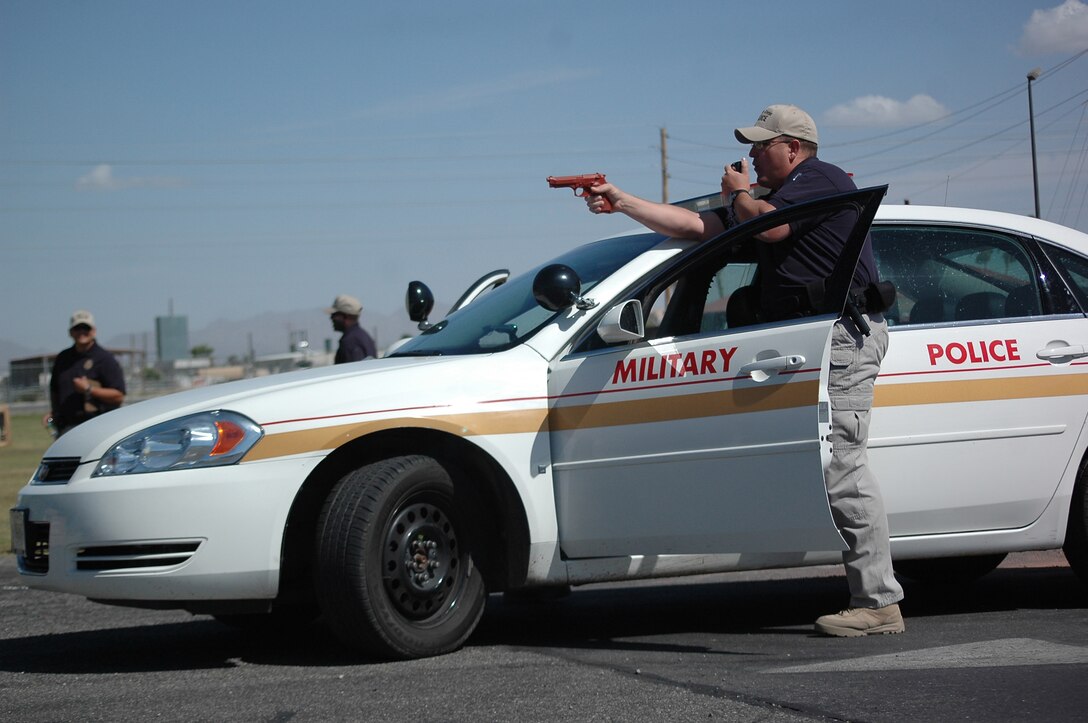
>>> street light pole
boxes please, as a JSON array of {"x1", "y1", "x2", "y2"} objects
[{"x1": 1027, "y1": 68, "x2": 1042, "y2": 219}]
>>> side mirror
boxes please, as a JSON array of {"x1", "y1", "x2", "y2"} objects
[
  {"x1": 533, "y1": 264, "x2": 580, "y2": 311},
  {"x1": 533, "y1": 264, "x2": 598, "y2": 311},
  {"x1": 406, "y1": 281, "x2": 435, "y2": 328},
  {"x1": 597, "y1": 300, "x2": 645, "y2": 343}
]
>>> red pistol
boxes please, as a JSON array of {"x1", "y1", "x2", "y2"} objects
[{"x1": 547, "y1": 173, "x2": 612, "y2": 213}]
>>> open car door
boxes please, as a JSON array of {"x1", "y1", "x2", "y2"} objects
[{"x1": 547, "y1": 186, "x2": 887, "y2": 558}]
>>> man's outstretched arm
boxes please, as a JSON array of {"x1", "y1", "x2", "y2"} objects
[{"x1": 585, "y1": 182, "x2": 725, "y2": 242}]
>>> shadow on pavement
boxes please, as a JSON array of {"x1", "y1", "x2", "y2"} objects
[
  {"x1": 1, "y1": 559, "x2": 1082, "y2": 673},
  {"x1": 472, "y1": 564, "x2": 1086, "y2": 651}
]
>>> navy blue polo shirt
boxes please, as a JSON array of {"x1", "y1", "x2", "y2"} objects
[
  {"x1": 49, "y1": 342, "x2": 126, "y2": 429},
  {"x1": 728, "y1": 157, "x2": 880, "y2": 320},
  {"x1": 335, "y1": 323, "x2": 377, "y2": 364}
]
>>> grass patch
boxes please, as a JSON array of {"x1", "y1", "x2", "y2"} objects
[{"x1": 1, "y1": 411, "x2": 53, "y2": 552}]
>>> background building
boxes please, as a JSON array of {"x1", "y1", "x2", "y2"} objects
[{"x1": 155, "y1": 314, "x2": 189, "y2": 364}]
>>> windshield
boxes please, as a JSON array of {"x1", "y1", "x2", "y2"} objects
[{"x1": 393, "y1": 232, "x2": 664, "y2": 356}]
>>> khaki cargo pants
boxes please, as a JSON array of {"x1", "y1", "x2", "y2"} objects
[{"x1": 827, "y1": 313, "x2": 904, "y2": 609}]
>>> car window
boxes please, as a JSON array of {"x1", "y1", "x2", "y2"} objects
[
  {"x1": 574, "y1": 242, "x2": 759, "y2": 354},
  {"x1": 393, "y1": 233, "x2": 664, "y2": 356},
  {"x1": 1039, "y1": 242, "x2": 1088, "y2": 313},
  {"x1": 699, "y1": 262, "x2": 760, "y2": 333},
  {"x1": 642, "y1": 260, "x2": 759, "y2": 340},
  {"x1": 643, "y1": 246, "x2": 760, "y2": 341},
  {"x1": 870, "y1": 225, "x2": 1041, "y2": 326}
]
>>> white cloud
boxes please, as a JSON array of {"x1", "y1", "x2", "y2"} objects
[
  {"x1": 76, "y1": 164, "x2": 122, "y2": 191},
  {"x1": 1019, "y1": 0, "x2": 1088, "y2": 54},
  {"x1": 823, "y1": 94, "x2": 948, "y2": 128},
  {"x1": 75, "y1": 163, "x2": 185, "y2": 192}
]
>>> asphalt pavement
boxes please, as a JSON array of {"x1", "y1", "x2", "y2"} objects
[{"x1": 1, "y1": 551, "x2": 1086, "y2": 722}]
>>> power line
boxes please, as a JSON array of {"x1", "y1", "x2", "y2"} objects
[
  {"x1": 829, "y1": 49, "x2": 1088, "y2": 149},
  {"x1": 665, "y1": 49, "x2": 1088, "y2": 183},
  {"x1": 1056, "y1": 104, "x2": 1088, "y2": 228},
  {"x1": 0, "y1": 147, "x2": 650, "y2": 168},
  {"x1": 1049, "y1": 101, "x2": 1088, "y2": 221},
  {"x1": 863, "y1": 86, "x2": 1088, "y2": 178}
]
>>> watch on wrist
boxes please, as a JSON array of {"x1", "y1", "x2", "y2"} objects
[{"x1": 729, "y1": 188, "x2": 751, "y2": 207}]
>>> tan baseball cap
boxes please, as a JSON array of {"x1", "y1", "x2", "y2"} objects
[
  {"x1": 326, "y1": 294, "x2": 362, "y2": 317},
  {"x1": 69, "y1": 310, "x2": 95, "y2": 329},
  {"x1": 735, "y1": 104, "x2": 819, "y2": 145}
]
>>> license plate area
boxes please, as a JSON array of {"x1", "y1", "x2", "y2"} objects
[
  {"x1": 10, "y1": 508, "x2": 27, "y2": 556},
  {"x1": 10, "y1": 509, "x2": 49, "y2": 573}
]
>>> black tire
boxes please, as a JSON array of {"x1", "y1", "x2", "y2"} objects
[
  {"x1": 1062, "y1": 456, "x2": 1088, "y2": 585},
  {"x1": 894, "y1": 553, "x2": 1006, "y2": 584},
  {"x1": 314, "y1": 455, "x2": 487, "y2": 660}
]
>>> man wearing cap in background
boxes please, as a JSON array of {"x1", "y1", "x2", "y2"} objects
[
  {"x1": 44, "y1": 310, "x2": 126, "y2": 436},
  {"x1": 327, "y1": 294, "x2": 377, "y2": 364},
  {"x1": 579, "y1": 104, "x2": 904, "y2": 637}
]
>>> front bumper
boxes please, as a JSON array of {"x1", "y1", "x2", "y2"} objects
[{"x1": 12, "y1": 454, "x2": 323, "y2": 602}]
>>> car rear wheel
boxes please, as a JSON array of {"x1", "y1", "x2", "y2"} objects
[
  {"x1": 314, "y1": 455, "x2": 487, "y2": 660},
  {"x1": 1062, "y1": 456, "x2": 1088, "y2": 585},
  {"x1": 893, "y1": 553, "x2": 1007, "y2": 584}
]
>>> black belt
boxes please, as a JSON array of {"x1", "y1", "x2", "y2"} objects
[
  {"x1": 763, "y1": 280, "x2": 897, "y2": 328},
  {"x1": 849, "y1": 280, "x2": 896, "y2": 314}
]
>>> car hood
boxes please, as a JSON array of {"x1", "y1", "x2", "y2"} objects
[{"x1": 44, "y1": 348, "x2": 545, "y2": 461}]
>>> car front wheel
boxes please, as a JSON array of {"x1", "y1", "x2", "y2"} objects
[{"x1": 314, "y1": 455, "x2": 487, "y2": 660}]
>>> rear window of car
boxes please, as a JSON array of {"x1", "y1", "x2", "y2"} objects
[
  {"x1": 871, "y1": 225, "x2": 1040, "y2": 326},
  {"x1": 1040, "y1": 242, "x2": 1088, "y2": 313}
]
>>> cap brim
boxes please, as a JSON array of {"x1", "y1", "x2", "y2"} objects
[{"x1": 734, "y1": 126, "x2": 780, "y2": 144}]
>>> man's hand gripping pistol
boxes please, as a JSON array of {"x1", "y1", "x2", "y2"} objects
[{"x1": 546, "y1": 173, "x2": 612, "y2": 213}]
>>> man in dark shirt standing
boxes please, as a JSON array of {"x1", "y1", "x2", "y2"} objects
[
  {"x1": 581, "y1": 105, "x2": 904, "y2": 637},
  {"x1": 46, "y1": 310, "x2": 126, "y2": 436},
  {"x1": 327, "y1": 294, "x2": 377, "y2": 364}
]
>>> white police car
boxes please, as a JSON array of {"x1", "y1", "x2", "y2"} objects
[{"x1": 11, "y1": 186, "x2": 1088, "y2": 660}]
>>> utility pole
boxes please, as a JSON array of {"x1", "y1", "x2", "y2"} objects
[
  {"x1": 660, "y1": 127, "x2": 669, "y2": 203},
  {"x1": 1027, "y1": 68, "x2": 1042, "y2": 219}
]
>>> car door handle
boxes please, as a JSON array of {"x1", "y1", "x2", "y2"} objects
[
  {"x1": 740, "y1": 354, "x2": 806, "y2": 382},
  {"x1": 1036, "y1": 345, "x2": 1088, "y2": 362}
]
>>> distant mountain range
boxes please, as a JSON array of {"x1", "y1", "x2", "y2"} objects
[{"x1": 1, "y1": 302, "x2": 450, "y2": 372}]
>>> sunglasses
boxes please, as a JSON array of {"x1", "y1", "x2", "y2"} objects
[{"x1": 751, "y1": 137, "x2": 793, "y2": 152}]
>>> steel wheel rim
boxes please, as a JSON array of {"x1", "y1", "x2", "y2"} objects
[{"x1": 381, "y1": 498, "x2": 461, "y2": 620}]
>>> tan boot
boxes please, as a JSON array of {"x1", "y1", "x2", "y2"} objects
[{"x1": 814, "y1": 603, "x2": 905, "y2": 637}]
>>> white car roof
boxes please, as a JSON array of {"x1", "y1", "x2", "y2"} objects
[
  {"x1": 673, "y1": 192, "x2": 1088, "y2": 256},
  {"x1": 875, "y1": 204, "x2": 1088, "y2": 255}
]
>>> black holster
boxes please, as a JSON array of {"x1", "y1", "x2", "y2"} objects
[{"x1": 805, "y1": 279, "x2": 896, "y2": 336}]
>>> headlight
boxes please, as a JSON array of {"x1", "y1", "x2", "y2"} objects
[{"x1": 93, "y1": 411, "x2": 264, "y2": 477}]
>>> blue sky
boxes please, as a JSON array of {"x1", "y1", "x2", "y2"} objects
[{"x1": 3, "y1": 0, "x2": 1088, "y2": 358}]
